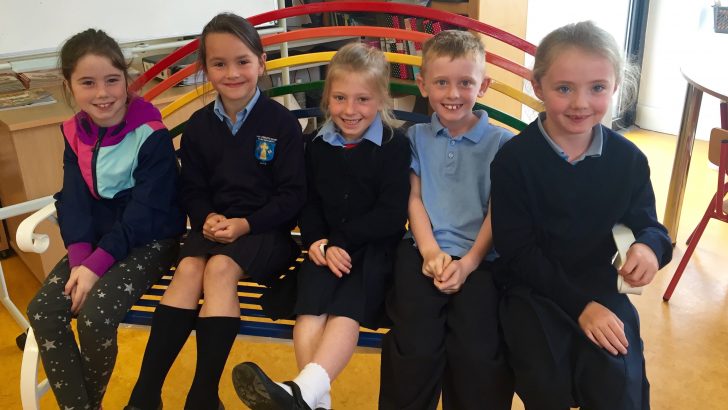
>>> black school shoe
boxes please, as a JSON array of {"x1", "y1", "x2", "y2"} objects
[
  {"x1": 233, "y1": 362, "x2": 311, "y2": 410},
  {"x1": 282, "y1": 381, "x2": 313, "y2": 410}
]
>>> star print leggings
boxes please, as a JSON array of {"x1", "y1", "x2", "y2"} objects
[{"x1": 26, "y1": 239, "x2": 178, "y2": 410}]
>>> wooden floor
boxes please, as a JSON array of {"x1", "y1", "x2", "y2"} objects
[{"x1": 1, "y1": 128, "x2": 727, "y2": 409}]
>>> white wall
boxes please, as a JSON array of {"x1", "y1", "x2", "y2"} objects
[
  {"x1": 636, "y1": 0, "x2": 723, "y2": 139},
  {"x1": 0, "y1": 0, "x2": 278, "y2": 58}
]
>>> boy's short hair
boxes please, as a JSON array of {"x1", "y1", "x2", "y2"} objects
[{"x1": 420, "y1": 30, "x2": 486, "y2": 75}]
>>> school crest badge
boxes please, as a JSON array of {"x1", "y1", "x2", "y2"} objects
[{"x1": 255, "y1": 136, "x2": 277, "y2": 163}]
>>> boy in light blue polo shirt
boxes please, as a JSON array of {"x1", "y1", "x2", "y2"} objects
[{"x1": 379, "y1": 30, "x2": 514, "y2": 410}]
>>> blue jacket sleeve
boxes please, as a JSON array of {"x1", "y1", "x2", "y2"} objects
[
  {"x1": 620, "y1": 152, "x2": 673, "y2": 268},
  {"x1": 179, "y1": 120, "x2": 216, "y2": 231},
  {"x1": 299, "y1": 140, "x2": 329, "y2": 248}
]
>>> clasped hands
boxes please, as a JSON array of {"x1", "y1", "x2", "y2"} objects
[
  {"x1": 203, "y1": 213, "x2": 250, "y2": 243},
  {"x1": 421, "y1": 249, "x2": 474, "y2": 295},
  {"x1": 308, "y1": 239, "x2": 352, "y2": 278}
]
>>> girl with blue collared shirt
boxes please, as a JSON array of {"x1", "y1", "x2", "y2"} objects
[
  {"x1": 233, "y1": 42, "x2": 410, "y2": 410},
  {"x1": 126, "y1": 13, "x2": 306, "y2": 410}
]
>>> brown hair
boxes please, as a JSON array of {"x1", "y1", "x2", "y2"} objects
[
  {"x1": 198, "y1": 13, "x2": 264, "y2": 72},
  {"x1": 321, "y1": 42, "x2": 395, "y2": 127},
  {"x1": 420, "y1": 30, "x2": 486, "y2": 76},
  {"x1": 59, "y1": 29, "x2": 130, "y2": 104}
]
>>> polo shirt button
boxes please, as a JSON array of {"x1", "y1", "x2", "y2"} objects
[
  {"x1": 343, "y1": 193, "x2": 349, "y2": 200},
  {"x1": 450, "y1": 140, "x2": 455, "y2": 146},
  {"x1": 448, "y1": 152, "x2": 454, "y2": 158},
  {"x1": 341, "y1": 217, "x2": 347, "y2": 223}
]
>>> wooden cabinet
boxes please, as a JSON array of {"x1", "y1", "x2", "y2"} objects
[
  {"x1": 431, "y1": 0, "x2": 480, "y2": 20},
  {"x1": 0, "y1": 220, "x2": 8, "y2": 255},
  {"x1": 432, "y1": 0, "x2": 529, "y2": 122}
]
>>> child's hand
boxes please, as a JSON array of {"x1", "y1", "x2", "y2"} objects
[
  {"x1": 578, "y1": 301, "x2": 629, "y2": 356},
  {"x1": 308, "y1": 239, "x2": 328, "y2": 266},
  {"x1": 325, "y1": 246, "x2": 352, "y2": 278},
  {"x1": 64, "y1": 265, "x2": 99, "y2": 315},
  {"x1": 421, "y1": 250, "x2": 452, "y2": 279},
  {"x1": 212, "y1": 217, "x2": 250, "y2": 243},
  {"x1": 619, "y1": 243, "x2": 659, "y2": 287},
  {"x1": 203, "y1": 213, "x2": 225, "y2": 241},
  {"x1": 434, "y1": 257, "x2": 476, "y2": 294}
]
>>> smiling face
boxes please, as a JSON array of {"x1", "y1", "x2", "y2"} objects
[
  {"x1": 203, "y1": 32, "x2": 265, "y2": 118},
  {"x1": 417, "y1": 53, "x2": 489, "y2": 137},
  {"x1": 533, "y1": 46, "x2": 617, "y2": 142},
  {"x1": 69, "y1": 54, "x2": 128, "y2": 127},
  {"x1": 326, "y1": 71, "x2": 382, "y2": 141}
]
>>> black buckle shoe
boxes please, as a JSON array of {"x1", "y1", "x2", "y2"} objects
[
  {"x1": 282, "y1": 381, "x2": 312, "y2": 410},
  {"x1": 232, "y1": 362, "x2": 298, "y2": 410}
]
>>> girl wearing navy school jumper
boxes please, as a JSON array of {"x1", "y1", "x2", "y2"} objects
[
  {"x1": 26, "y1": 29, "x2": 185, "y2": 410},
  {"x1": 490, "y1": 21, "x2": 672, "y2": 409},
  {"x1": 126, "y1": 13, "x2": 306, "y2": 410},
  {"x1": 233, "y1": 42, "x2": 410, "y2": 410}
]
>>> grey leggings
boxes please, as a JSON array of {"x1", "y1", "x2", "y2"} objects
[{"x1": 27, "y1": 239, "x2": 178, "y2": 410}]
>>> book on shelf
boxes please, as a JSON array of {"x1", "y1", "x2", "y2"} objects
[
  {"x1": 0, "y1": 70, "x2": 29, "y2": 93},
  {"x1": 0, "y1": 88, "x2": 56, "y2": 111},
  {"x1": 22, "y1": 69, "x2": 65, "y2": 88}
]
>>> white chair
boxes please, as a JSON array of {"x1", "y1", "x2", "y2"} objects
[
  {"x1": 12, "y1": 199, "x2": 57, "y2": 410},
  {"x1": 0, "y1": 196, "x2": 55, "y2": 338}
]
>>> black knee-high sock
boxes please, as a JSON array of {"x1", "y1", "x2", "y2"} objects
[
  {"x1": 128, "y1": 304, "x2": 198, "y2": 409},
  {"x1": 184, "y1": 316, "x2": 240, "y2": 410}
]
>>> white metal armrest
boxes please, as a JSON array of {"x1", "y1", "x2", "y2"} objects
[
  {"x1": 612, "y1": 224, "x2": 642, "y2": 295},
  {"x1": 0, "y1": 196, "x2": 56, "y2": 333},
  {"x1": 16, "y1": 200, "x2": 57, "y2": 254}
]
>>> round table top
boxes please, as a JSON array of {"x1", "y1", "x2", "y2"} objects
[{"x1": 681, "y1": 57, "x2": 728, "y2": 102}]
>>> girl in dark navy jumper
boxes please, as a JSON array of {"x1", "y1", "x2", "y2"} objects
[
  {"x1": 26, "y1": 29, "x2": 185, "y2": 410},
  {"x1": 233, "y1": 42, "x2": 410, "y2": 410},
  {"x1": 126, "y1": 13, "x2": 306, "y2": 410},
  {"x1": 490, "y1": 21, "x2": 673, "y2": 410}
]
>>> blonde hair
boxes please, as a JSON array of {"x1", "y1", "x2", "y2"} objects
[
  {"x1": 321, "y1": 42, "x2": 395, "y2": 127},
  {"x1": 533, "y1": 21, "x2": 639, "y2": 113},
  {"x1": 420, "y1": 30, "x2": 486, "y2": 76}
]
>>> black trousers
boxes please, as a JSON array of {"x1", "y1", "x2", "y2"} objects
[{"x1": 379, "y1": 239, "x2": 513, "y2": 410}]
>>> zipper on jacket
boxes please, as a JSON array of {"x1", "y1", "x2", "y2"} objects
[{"x1": 91, "y1": 127, "x2": 107, "y2": 197}]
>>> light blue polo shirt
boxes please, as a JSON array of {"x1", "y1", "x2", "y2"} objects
[
  {"x1": 537, "y1": 112, "x2": 603, "y2": 164},
  {"x1": 213, "y1": 88, "x2": 261, "y2": 135},
  {"x1": 408, "y1": 110, "x2": 513, "y2": 259},
  {"x1": 314, "y1": 114, "x2": 384, "y2": 147}
]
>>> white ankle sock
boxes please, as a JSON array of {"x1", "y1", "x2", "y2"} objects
[
  {"x1": 316, "y1": 392, "x2": 332, "y2": 409},
  {"x1": 293, "y1": 362, "x2": 331, "y2": 409},
  {"x1": 276, "y1": 382, "x2": 293, "y2": 395}
]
